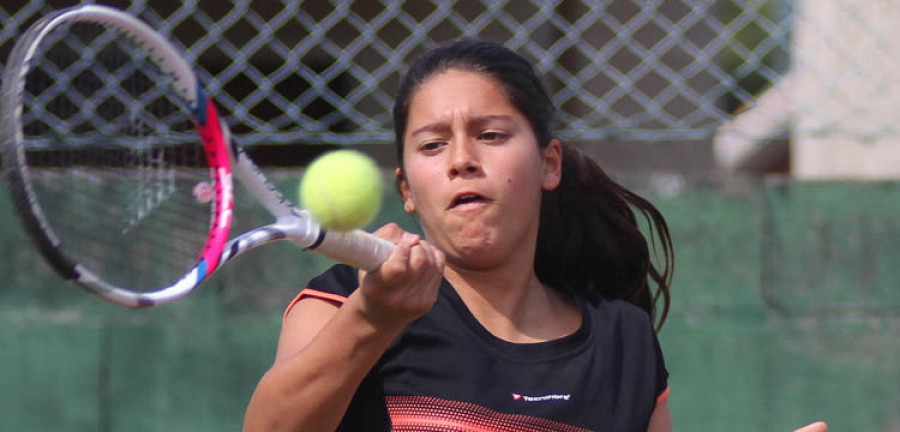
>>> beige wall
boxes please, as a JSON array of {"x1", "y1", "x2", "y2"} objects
[
  {"x1": 792, "y1": 0, "x2": 900, "y2": 179},
  {"x1": 716, "y1": 0, "x2": 900, "y2": 179}
]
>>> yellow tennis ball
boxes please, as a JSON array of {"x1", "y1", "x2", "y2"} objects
[{"x1": 298, "y1": 149, "x2": 383, "y2": 231}]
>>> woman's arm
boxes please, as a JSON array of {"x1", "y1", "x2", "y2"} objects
[
  {"x1": 243, "y1": 226, "x2": 445, "y2": 431},
  {"x1": 647, "y1": 399, "x2": 672, "y2": 432},
  {"x1": 243, "y1": 294, "x2": 397, "y2": 431}
]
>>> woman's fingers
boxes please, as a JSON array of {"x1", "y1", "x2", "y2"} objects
[{"x1": 355, "y1": 225, "x2": 444, "y2": 330}]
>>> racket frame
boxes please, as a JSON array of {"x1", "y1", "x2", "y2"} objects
[{"x1": 0, "y1": 5, "x2": 393, "y2": 308}]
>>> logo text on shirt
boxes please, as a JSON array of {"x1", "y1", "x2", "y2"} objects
[{"x1": 511, "y1": 393, "x2": 571, "y2": 402}]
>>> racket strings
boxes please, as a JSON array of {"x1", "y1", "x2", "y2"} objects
[{"x1": 20, "y1": 21, "x2": 216, "y2": 291}]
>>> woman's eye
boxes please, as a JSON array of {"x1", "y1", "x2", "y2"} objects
[
  {"x1": 480, "y1": 131, "x2": 508, "y2": 141},
  {"x1": 421, "y1": 141, "x2": 444, "y2": 151}
]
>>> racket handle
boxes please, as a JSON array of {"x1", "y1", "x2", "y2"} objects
[{"x1": 315, "y1": 229, "x2": 394, "y2": 272}]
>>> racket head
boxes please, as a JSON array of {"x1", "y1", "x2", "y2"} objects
[{"x1": 0, "y1": 5, "x2": 232, "y2": 307}]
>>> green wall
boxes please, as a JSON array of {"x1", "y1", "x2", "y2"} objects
[{"x1": 1, "y1": 174, "x2": 898, "y2": 431}]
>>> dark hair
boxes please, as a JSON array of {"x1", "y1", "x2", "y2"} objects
[{"x1": 393, "y1": 39, "x2": 673, "y2": 330}]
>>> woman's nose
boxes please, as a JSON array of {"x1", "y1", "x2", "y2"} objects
[{"x1": 448, "y1": 138, "x2": 482, "y2": 177}]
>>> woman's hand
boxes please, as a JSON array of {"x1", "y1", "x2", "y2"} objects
[
  {"x1": 354, "y1": 223, "x2": 445, "y2": 331},
  {"x1": 794, "y1": 421, "x2": 828, "y2": 432}
]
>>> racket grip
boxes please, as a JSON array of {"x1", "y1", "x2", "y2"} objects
[{"x1": 315, "y1": 229, "x2": 394, "y2": 272}]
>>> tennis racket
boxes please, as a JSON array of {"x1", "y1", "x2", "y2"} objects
[{"x1": 0, "y1": 5, "x2": 393, "y2": 308}]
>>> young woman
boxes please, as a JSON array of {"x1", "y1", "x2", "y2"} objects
[{"x1": 243, "y1": 39, "x2": 675, "y2": 431}]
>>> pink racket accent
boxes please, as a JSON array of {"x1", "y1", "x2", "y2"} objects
[
  {"x1": 192, "y1": 181, "x2": 215, "y2": 203},
  {"x1": 194, "y1": 97, "x2": 234, "y2": 273}
]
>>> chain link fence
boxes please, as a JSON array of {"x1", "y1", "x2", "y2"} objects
[{"x1": 1, "y1": 0, "x2": 896, "y2": 157}]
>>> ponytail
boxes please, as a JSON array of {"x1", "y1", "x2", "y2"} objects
[{"x1": 535, "y1": 144, "x2": 673, "y2": 330}]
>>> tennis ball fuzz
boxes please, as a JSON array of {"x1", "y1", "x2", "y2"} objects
[{"x1": 299, "y1": 149, "x2": 383, "y2": 231}]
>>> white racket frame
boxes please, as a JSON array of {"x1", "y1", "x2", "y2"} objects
[{"x1": 0, "y1": 5, "x2": 393, "y2": 307}]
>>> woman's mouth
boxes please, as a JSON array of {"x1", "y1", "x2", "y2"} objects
[{"x1": 449, "y1": 192, "x2": 491, "y2": 210}]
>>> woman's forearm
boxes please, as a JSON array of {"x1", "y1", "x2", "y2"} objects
[{"x1": 243, "y1": 294, "x2": 401, "y2": 431}]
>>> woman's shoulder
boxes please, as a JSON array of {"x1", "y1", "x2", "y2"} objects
[
  {"x1": 582, "y1": 296, "x2": 665, "y2": 368},
  {"x1": 583, "y1": 295, "x2": 655, "y2": 335}
]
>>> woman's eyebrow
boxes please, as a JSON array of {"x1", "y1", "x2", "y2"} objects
[
  {"x1": 471, "y1": 115, "x2": 514, "y2": 128},
  {"x1": 409, "y1": 115, "x2": 516, "y2": 138},
  {"x1": 409, "y1": 121, "x2": 450, "y2": 138}
]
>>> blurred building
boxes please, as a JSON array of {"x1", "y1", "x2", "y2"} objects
[{"x1": 714, "y1": 0, "x2": 900, "y2": 179}]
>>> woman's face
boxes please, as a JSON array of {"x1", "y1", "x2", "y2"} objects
[{"x1": 398, "y1": 69, "x2": 561, "y2": 270}]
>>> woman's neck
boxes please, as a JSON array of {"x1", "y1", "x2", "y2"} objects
[{"x1": 443, "y1": 263, "x2": 580, "y2": 344}]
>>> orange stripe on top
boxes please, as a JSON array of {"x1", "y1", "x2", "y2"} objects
[
  {"x1": 386, "y1": 395, "x2": 592, "y2": 432},
  {"x1": 283, "y1": 288, "x2": 348, "y2": 321},
  {"x1": 656, "y1": 386, "x2": 671, "y2": 406}
]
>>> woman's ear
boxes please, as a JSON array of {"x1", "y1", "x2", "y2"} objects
[
  {"x1": 396, "y1": 168, "x2": 416, "y2": 214},
  {"x1": 541, "y1": 139, "x2": 563, "y2": 190}
]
